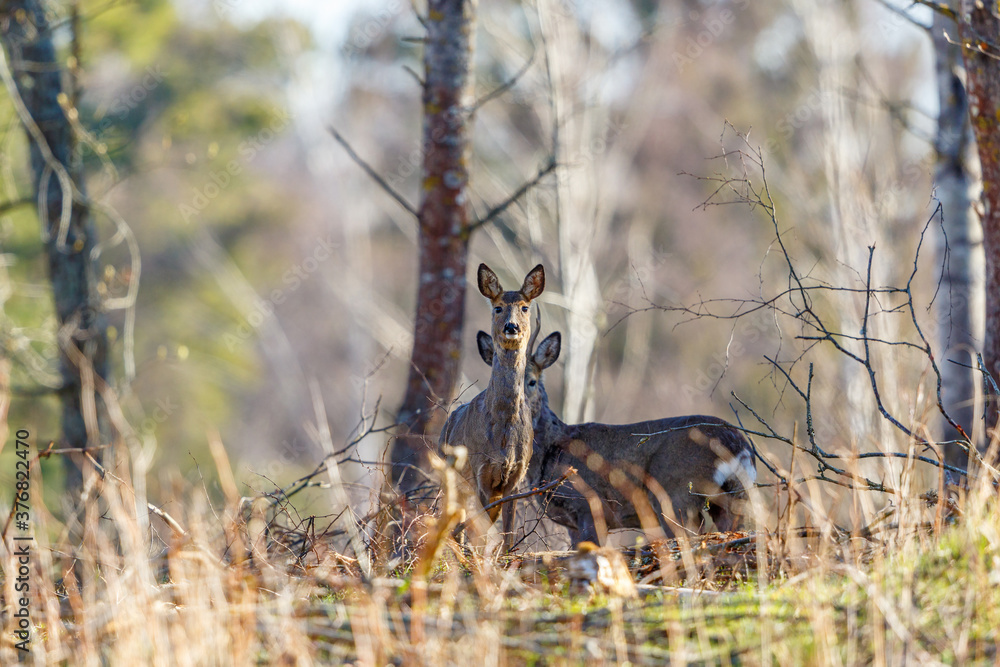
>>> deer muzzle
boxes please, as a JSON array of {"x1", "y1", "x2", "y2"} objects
[{"x1": 503, "y1": 322, "x2": 520, "y2": 338}]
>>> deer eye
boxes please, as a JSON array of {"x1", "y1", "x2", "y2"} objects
[
  {"x1": 494, "y1": 306, "x2": 502, "y2": 314},
  {"x1": 528, "y1": 380, "x2": 537, "y2": 387},
  {"x1": 521, "y1": 306, "x2": 529, "y2": 313}
]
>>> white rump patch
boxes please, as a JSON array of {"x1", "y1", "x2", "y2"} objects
[{"x1": 713, "y1": 449, "x2": 757, "y2": 487}]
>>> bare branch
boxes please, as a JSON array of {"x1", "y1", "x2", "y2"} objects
[
  {"x1": 80, "y1": 450, "x2": 189, "y2": 538},
  {"x1": 870, "y1": 0, "x2": 933, "y2": 30},
  {"x1": 0, "y1": 196, "x2": 32, "y2": 215},
  {"x1": 480, "y1": 466, "x2": 577, "y2": 515},
  {"x1": 402, "y1": 64, "x2": 424, "y2": 87},
  {"x1": 468, "y1": 157, "x2": 557, "y2": 231},
  {"x1": 636, "y1": 124, "x2": 1000, "y2": 498},
  {"x1": 910, "y1": 0, "x2": 958, "y2": 22},
  {"x1": 328, "y1": 126, "x2": 418, "y2": 217},
  {"x1": 471, "y1": 51, "x2": 536, "y2": 113}
]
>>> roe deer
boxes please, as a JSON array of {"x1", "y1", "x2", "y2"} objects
[
  {"x1": 477, "y1": 330, "x2": 757, "y2": 545},
  {"x1": 439, "y1": 263, "x2": 545, "y2": 551}
]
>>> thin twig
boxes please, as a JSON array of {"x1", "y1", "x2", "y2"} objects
[
  {"x1": 81, "y1": 450, "x2": 188, "y2": 538},
  {"x1": 328, "y1": 126, "x2": 418, "y2": 217},
  {"x1": 468, "y1": 157, "x2": 557, "y2": 231},
  {"x1": 480, "y1": 466, "x2": 578, "y2": 515},
  {"x1": 471, "y1": 51, "x2": 536, "y2": 113},
  {"x1": 0, "y1": 196, "x2": 31, "y2": 214},
  {"x1": 910, "y1": 0, "x2": 957, "y2": 21},
  {"x1": 870, "y1": 0, "x2": 932, "y2": 30}
]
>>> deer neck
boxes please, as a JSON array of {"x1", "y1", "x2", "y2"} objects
[
  {"x1": 486, "y1": 345, "x2": 528, "y2": 421},
  {"x1": 526, "y1": 382, "x2": 569, "y2": 486},
  {"x1": 533, "y1": 382, "x2": 567, "y2": 440}
]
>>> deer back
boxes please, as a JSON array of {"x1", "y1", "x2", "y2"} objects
[
  {"x1": 561, "y1": 414, "x2": 756, "y2": 530},
  {"x1": 476, "y1": 329, "x2": 757, "y2": 542}
]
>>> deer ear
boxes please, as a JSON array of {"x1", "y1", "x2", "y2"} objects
[
  {"x1": 521, "y1": 264, "x2": 545, "y2": 301},
  {"x1": 478, "y1": 263, "x2": 502, "y2": 299},
  {"x1": 534, "y1": 332, "x2": 561, "y2": 369},
  {"x1": 476, "y1": 331, "x2": 494, "y2": 366}
]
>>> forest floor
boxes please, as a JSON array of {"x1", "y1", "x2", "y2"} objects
[
  {"x1": 293, "y1": 524, "x2": 999, "y2": 665},
  {"x1": 2, "y1": 478, "x2": 999, "y2": 665}
]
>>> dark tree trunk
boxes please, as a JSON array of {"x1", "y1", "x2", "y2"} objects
[
  {"x1": 959, "y1": 2, "x2": 1000, "y2": 456},
  {"x1": 933, "y1": 12, "x2": 983, "y2": 474},
  {"x1": 1, "y1": 2, "x2": 108, "y2": 487},
  {"x1": 390, "y1": 0, "x2": 475, "y2": 490}
]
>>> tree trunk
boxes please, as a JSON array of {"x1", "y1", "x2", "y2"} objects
[
  {"x1": 390, "y1": 0, "x2": 476, "y2": 490},
  {"x1": 958, "y1": 2, "x2": 1000, "y2": 457},
  {"x1": 0, "y1": 356, "x2": 9, "y2": 449},
  {"x1": 933, "y1": 12, "x2": 984, "y2": 474},
  {"x1": 1, "y1": 2, "x2": 109, "y2": 488}
]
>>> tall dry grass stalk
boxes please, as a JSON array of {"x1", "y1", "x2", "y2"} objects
[{"x1": 1, "y1": 423, "x2": 998, "y2": 665}]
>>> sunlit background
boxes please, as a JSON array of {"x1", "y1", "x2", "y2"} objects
[{"x1": 2, "y1": 0, "x2": 948, "y2": 516}]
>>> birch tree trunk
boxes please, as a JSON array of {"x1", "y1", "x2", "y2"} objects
[
  {"x1": 796, "y1": 0, "x2": 903, "y2": 456},
  {"x1": 958, "y1": 2, "x2": 1000, "y2": 456},
  {"x1": 932, "y1": 12, "x2": 984, "y2": 474},
  {"x1": 1, "y1": 1, "x2": 108, "y2": 488},
  {"x1": 390, "y1": 0, "x2": 476, "y2": 490},
  {"x1": 537, "y1": 0, "x2": 615, "y2": 425}
]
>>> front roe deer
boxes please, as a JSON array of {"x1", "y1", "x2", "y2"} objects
[
  {"x1": 439, "y1": 263, "x2": 545, "y2": 552},
  {"x1": 477, "y1": 329, "x2": 756, "y2": 545}
]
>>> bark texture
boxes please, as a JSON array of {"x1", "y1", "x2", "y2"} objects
[
  {"x1": 390, "y1": 0, "x2": 476, "y2": 489},
  {"x1": 1, "y1": 2, "x2": 108, "y2": 486},
  {"x1": 933, "y1": 11, "x2": 984, "y2": 472},
  {"x1": 958, "y1": 2, "x2": 1000, "y2": 454}
]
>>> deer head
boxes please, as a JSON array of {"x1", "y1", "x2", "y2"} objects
[{"x1": 478, "y1": 263, "x2": 545, "y2": 352}]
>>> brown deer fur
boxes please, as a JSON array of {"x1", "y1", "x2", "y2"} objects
[
  {"x1": 439, "y1": 263, "x2": 545, "y2": 551},
  {"x1": 477, "y1": 330, "x2": 756, "y2": 545}
]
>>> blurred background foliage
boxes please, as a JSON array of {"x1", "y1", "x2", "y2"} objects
[{"x1": 0, "y1": 0, "x2": 944, "y2": 520}]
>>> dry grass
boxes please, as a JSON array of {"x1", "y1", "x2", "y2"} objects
[{"x1": 1, "y1": 441, "x2": 999, "y2": 666}]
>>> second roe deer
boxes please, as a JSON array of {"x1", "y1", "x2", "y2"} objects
[
  {"x1": 477, "y1": 329, "x2": 757, "y2": 545},
  {"x1": 439, "y1": 263, "x2": 545, "y2": 551}
]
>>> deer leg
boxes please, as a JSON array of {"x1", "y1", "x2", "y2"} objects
[
  {"x1": 486, "y1": 493, "x2": 503, "y2": 526},
  {"x1": 569, "y1": 516, "x2": 601, "y2": 547},
  {"x1": 708, "y1": 497, "x2": 739, "y2": 532},
  {"x1": 451, "y1": 523, "x2": 467, "y2": 548},
  {"x1": 652, "y1": 491, "x2": 686, "y2": 539},
  {"x1": 501, "y1": 500, "x2": 517, "y2": 553}
]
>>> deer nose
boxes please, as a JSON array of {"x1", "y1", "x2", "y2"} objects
[{"x1": 503, "y1": 322, "x2": 519, "y2": 336}]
